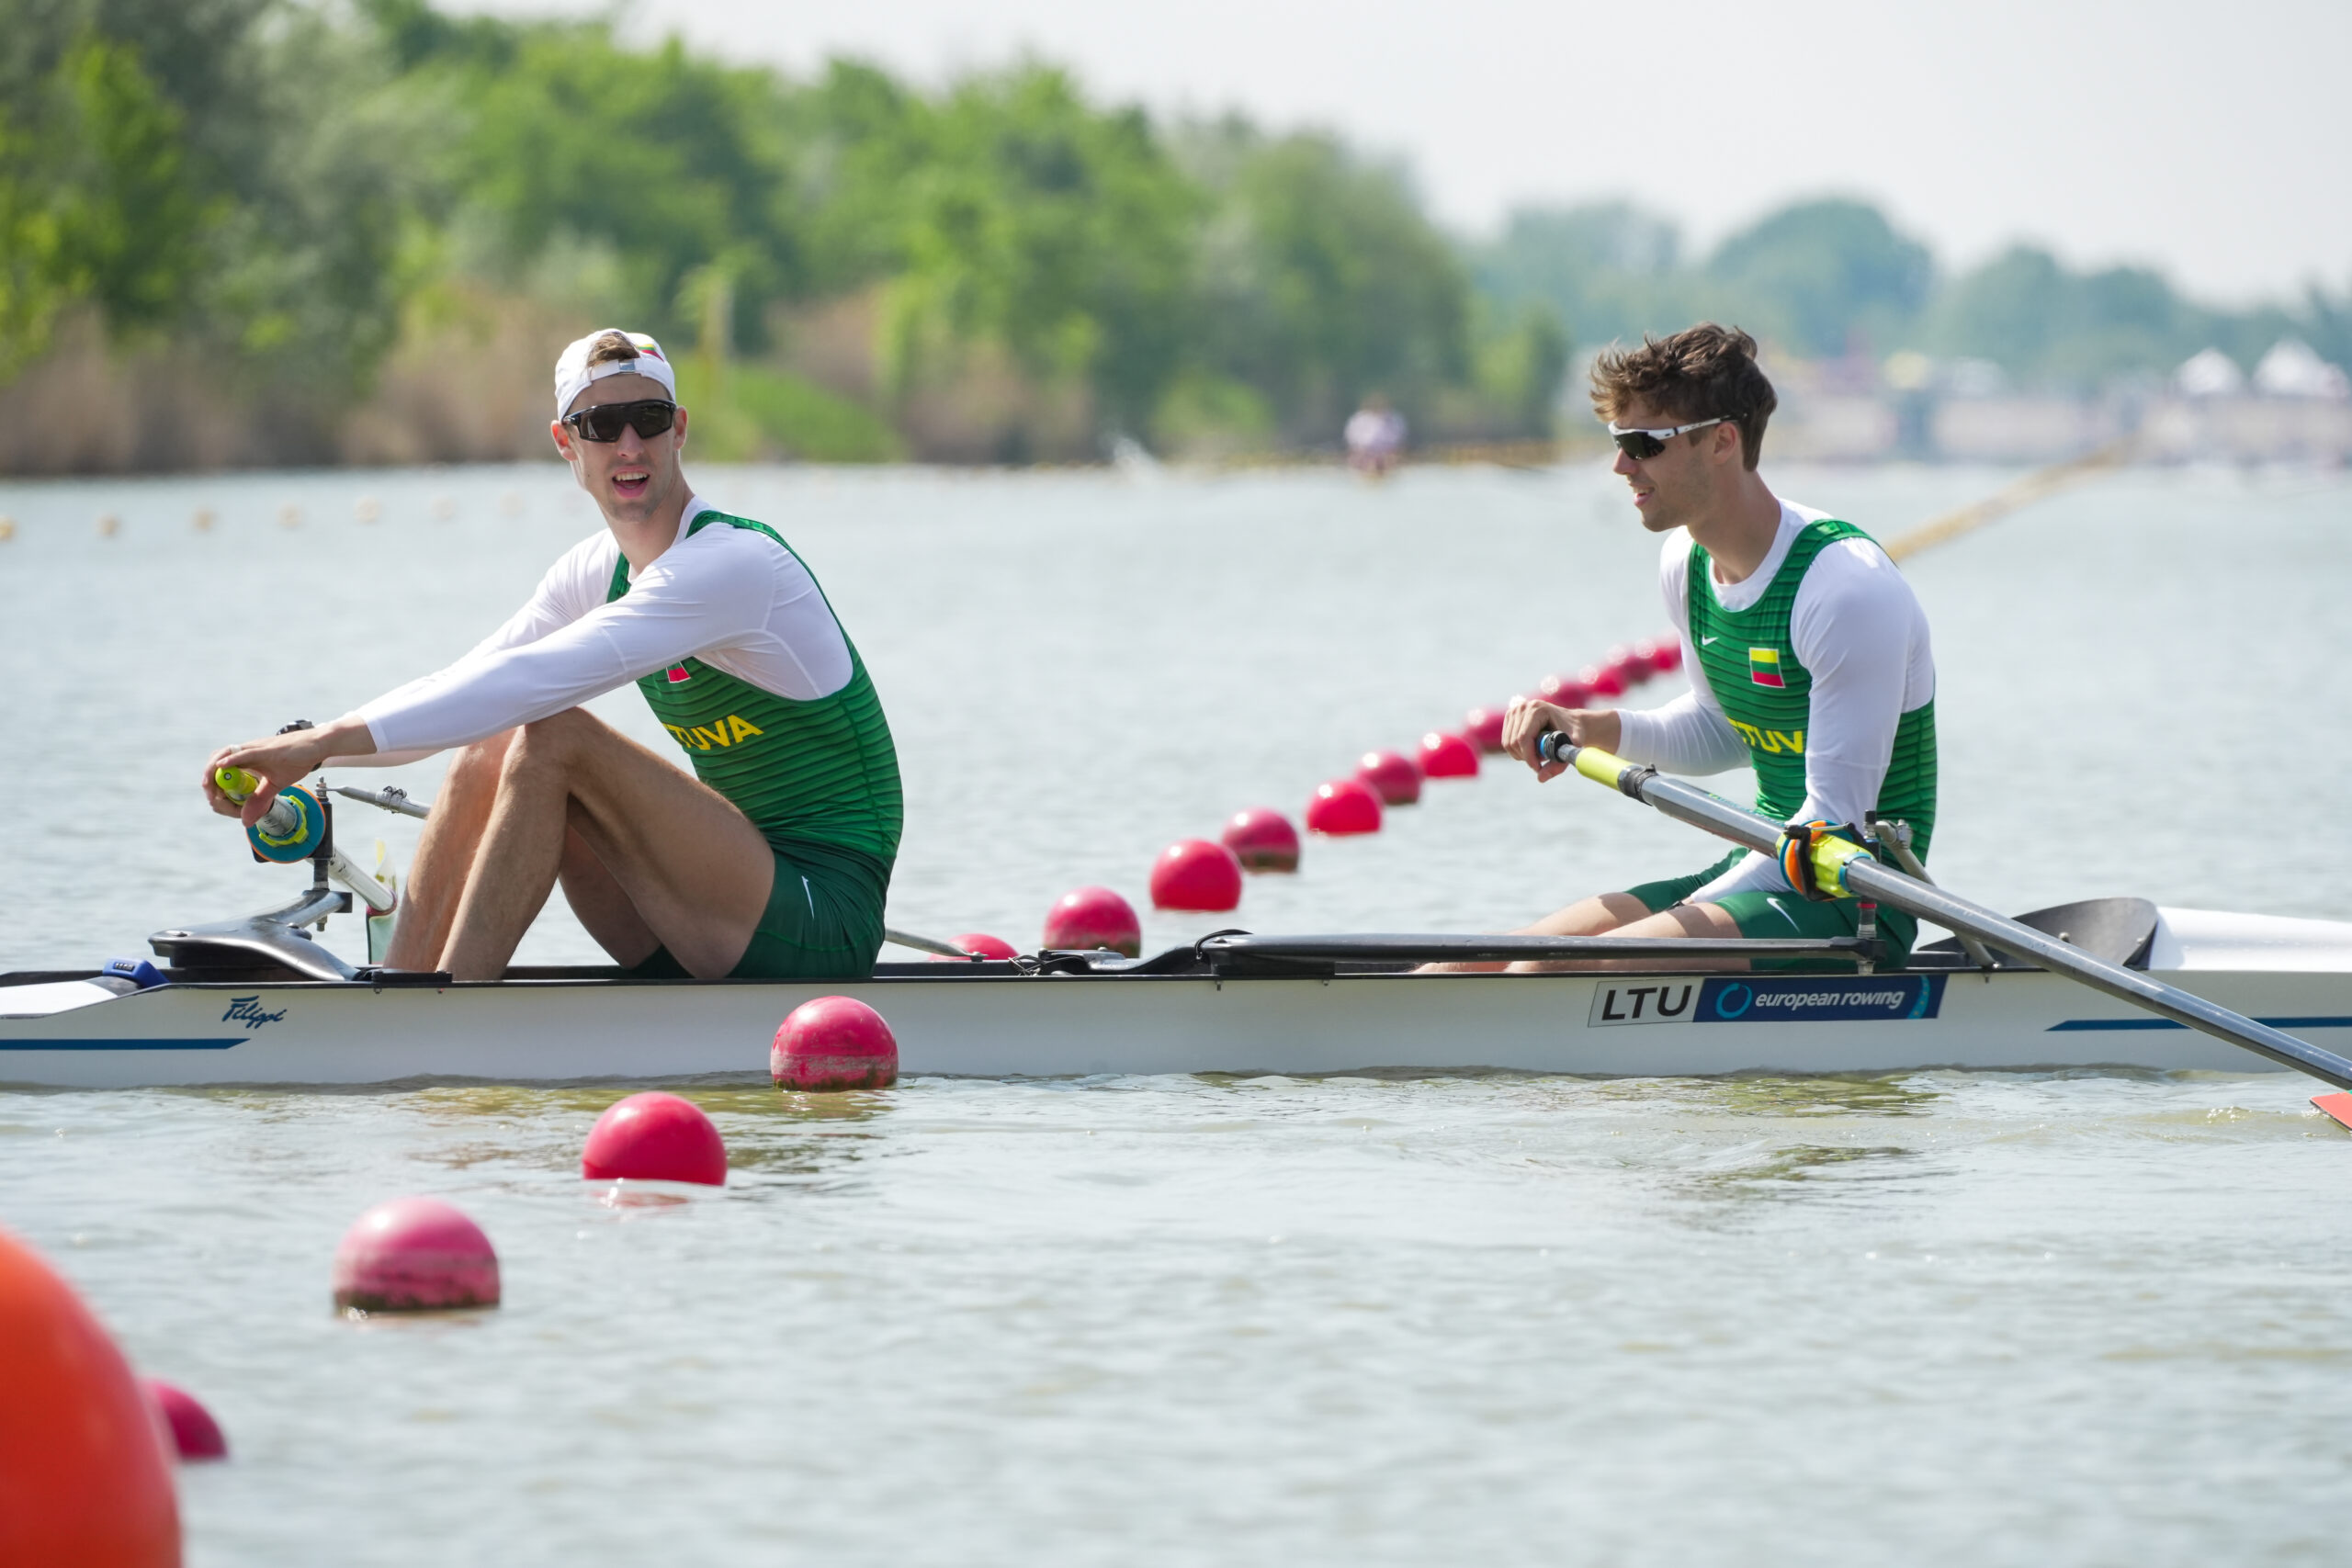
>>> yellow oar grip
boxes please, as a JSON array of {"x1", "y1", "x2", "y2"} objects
[
  {"x1": 215, "y1": 765, "x2": 261, "y2": 802},
  {"x1": 1570, "y1": 746, "x2": 1634, "y2": 789}
]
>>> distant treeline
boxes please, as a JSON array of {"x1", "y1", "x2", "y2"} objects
[
  {"x1": 3, "y1": 1, "x2": 2344, "y2": 472},
  {"x1": 1474, "y1": 200, "x2": 2352, "y2": 394}
]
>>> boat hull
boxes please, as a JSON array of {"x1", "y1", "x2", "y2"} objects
[{"x1": 6, "y1": 964, "x2": 2351, "y2": 1089}]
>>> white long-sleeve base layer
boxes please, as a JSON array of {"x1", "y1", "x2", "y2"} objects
[
  {"x1": 1612, "y1": 501, "x2": 1936, "y2": 904},
  {"x1": 341, "y1": 497, "x2": 854, "y2": 765}
]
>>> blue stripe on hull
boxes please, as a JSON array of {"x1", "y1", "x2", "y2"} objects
[
  {"x1": 2049, "y1": 1017, "x2": 2352, "y2": 1032},
  {"x1": 0, "y1": 1039, "x2": 245, "y2": 1052}
]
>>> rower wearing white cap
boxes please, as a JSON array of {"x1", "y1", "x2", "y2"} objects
[{"x1": 201, "y1": 328, "x2": 903, "y2": 983}]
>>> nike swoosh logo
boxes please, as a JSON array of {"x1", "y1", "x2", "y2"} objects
[{"x1": 1700, "y1": 636, "x2": 1719, "y2": 645}]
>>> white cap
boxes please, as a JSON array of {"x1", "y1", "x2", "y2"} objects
[{"x1": 553, "y1": 329, "x2": 677, "y2": 417}]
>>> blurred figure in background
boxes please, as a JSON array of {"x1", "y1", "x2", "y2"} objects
[{"x1": 1345, "y1": 394, "x2": 1408, "y2": 477}]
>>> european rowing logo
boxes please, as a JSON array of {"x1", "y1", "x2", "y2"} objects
[
  {"x1": 664, "y1": 715, "x2": 765, "y2": 751},
  {"x1": 1748, "y1": 647, "x2": 1786, "y2": 687},
  {"x1": 663, "y1": 663, "x2": 692, "y2": 685},
  {"x1": 1696, "y1": 976, "x2": 1944, "y2": 1023}
]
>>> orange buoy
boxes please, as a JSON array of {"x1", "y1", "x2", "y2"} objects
[
  {"x1": 1149, "y1": 839, "x2": 1244, "y2": 911},
  {"x1": 1419, "y1": 730, "x2": 1479, "y2": 778},
  {"x1": 1580, "y1": 661, "x2": 1625, "y2": 699},
  {"x1": 1043, "y1": 886, "x2": 1142, "y2": 956},
  {"x1": 1462, "y1": 705, "x2": 1510, "y2": 752},
  {"x1": 1646, "y1": 635, "x2": 1683, "y2": 673},
  {"x1": 332, "y1": 1197, "x2": 501, "y2": 1314},
  {"x1": 1356, "y1": 749, "x2": 1421, "y2": 806},
  {"x1": 1221, "y1": 807, "x2": 1301, "y2": 873},
  {"x1": 582, "y1": 1091, "x2": 727, "y2": 1186},
  {"x1": 1306, "y1": 778, "x2": 1383, "y2": 835},
  {"x1": 931, "y1": 932, "x2": 1018, "y2": 960},
  {"x1": 141, "y1": 1381, "x2": 227, "y2": 1463},
  {"x1": 0, "y1": 1226, "x2": 180, "y2": 1566},
  {"x1": 1537, "y1": 672, "x2": 1592, "y2": 709},
  {"x1": 772, "y1": 996, "x2": 899, "y2": 1090}
]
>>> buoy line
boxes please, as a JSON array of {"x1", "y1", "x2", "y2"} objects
[{"x1": 1060, "y1": 448, "x2": 2127, "y2": 949}]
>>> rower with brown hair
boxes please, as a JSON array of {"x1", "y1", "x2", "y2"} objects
[
  {"x1": 200, "y1": 328, "x2": 903, "y2": 984},
  {"x1": 1478, "y1": 321, "x2": 1939, "y2": 970}
]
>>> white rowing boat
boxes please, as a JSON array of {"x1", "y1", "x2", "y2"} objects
[{"x1": 4, "y1": 899, "x2": 2350, "y2": 1089}]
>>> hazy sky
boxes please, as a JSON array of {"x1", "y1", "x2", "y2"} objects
[{"x1": 452, "y1": 0, "x2": 2350, "y2": 304}]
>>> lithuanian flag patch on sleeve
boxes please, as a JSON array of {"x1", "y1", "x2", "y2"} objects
[{"x1": 1748, "y1": 647, "x2": 1785, "y2": 687}]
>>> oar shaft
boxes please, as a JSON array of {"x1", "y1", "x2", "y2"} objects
[{"x1": 1539, "y1": 734, "x2": 2352, "y2": 1092}]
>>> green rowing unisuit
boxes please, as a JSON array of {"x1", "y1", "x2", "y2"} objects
[
  {"x1": 1687, "y1": 516, "x2": 1938, "y2": 859},
  {"x1": 605, "y1": 510, "x2": 902, "y2": 977}
]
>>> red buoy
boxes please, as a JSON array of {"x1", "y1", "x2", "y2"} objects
[
  {"x1": 0, "y1": 1227, "x2": 180, "y2": 1566},
  {"x1": 1149, "y1": 839, "x2": 1244, "y2": 911},
  {"x1": 1605, "y1": 644, "x2": 1649, "y2": 686},
  {"x1": 1537, "y1": 672, "x2": 1592, "y2": 709},
  {"x1": 1462, "y1": 705, "x2": 1510, "y2": 752},
  {"x1": 1646, "y1": 635, "x2": 1683, "y2": 674},
  {"x1": 772, "y1": 996, "x2": 899, "y2": 1091},
  {"x1": 1221, "y1": 807, "x2": 1301, "y2": 873},
  {"x1": 1356, "y1": 749, "x2": 1422, "y2": 805},
  {"x1": 1419, "y1": 730, "x2": 1479, "y2": 778},
  {"x1": 932, "y1": 932, "x2": 1018, "y2": 960},
  {"x1": 141, "y1": 1382, "x2": 227, "y2": 1463},
  {"x1": 1042, "y1": 886, "x2": 1142, "y2": 956},
  {"x1": 331, "y1": 1197, "x2": 501, "y2": 1314},
  {"x1": 1581, "y1": 661, "x2": 1625, "y2": 699},
  {"x1": 582, "y1": 1091, "x2": 727, "y2": 1186},
  {"x1": 1306, "y1": 777, "x2": 1383, "y2": 835}
]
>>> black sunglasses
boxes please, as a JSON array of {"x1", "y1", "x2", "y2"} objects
[
  {"x1": 564, "y1": 399, "x2": 678, "y2": 443},
  {"x1": 1607, "y1": 414, "x2": 1733, "y2": 460}
]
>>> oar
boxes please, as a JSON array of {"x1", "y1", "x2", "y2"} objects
[
  {"x1": 328, "y1": 780, "x2": 987, "y2": 962},
  {"x1": 1534, "y1": 732, "x2": 2352, "y2": 1093}
]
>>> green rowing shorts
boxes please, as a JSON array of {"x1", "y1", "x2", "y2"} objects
[
  {"x1": 1624, "y1": 849, "x2": 1918, "y2": 972},
  {"x1": 626, "y1": 839, "x2": 890, "y2": 981}
]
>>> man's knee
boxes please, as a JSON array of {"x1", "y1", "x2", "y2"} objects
[
  {"x1": 503, "y1": 708, "x2": 606, "y2": 780},
  {"x1": 445, "y1": 729, "x2": 517, "y2": 794}
]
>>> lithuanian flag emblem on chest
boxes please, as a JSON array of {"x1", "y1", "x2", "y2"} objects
[{"x1": 1748, "y1": 647, "x2": 1785, "y2": 688}]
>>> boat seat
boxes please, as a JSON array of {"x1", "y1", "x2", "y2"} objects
[{"x1": 1913, "y1": 897, "x2": 2157, "y2": 971}]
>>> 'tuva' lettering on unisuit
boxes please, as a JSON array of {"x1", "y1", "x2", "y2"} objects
[
  {"x1": 664, "y1": 715, "x2": 766, "y2": 751},
  {"x1": 1726, "y1": 718, "x2": 1805, "y2": 754}
]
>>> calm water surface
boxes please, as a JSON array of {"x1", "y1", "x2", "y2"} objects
[{"x1": 2, "y1": 459, "x2": 2349, "y2": 1562}]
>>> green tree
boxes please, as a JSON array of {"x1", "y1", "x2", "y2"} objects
[
  {"x1": 1182, "y1": 123, "x2": 1471, "y2": 441},
  {"x1": 1705, "y1": 197, "x2": 1933, "y2": 356}
]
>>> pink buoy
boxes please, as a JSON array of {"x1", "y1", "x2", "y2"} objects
[
  {"x1": 332, "y1": 1197, "x2": 501, "y2": 1314},
  {"x1": 1537, "y1": 672, "x2": 1592, "y2": 709},
  {"x1": 930, "y1": 932, "x2": 1018, "y2": 961},
  {"x1": 1306, "y1": 777, "x2": 1383, "y2": 835},
  {"x1": 772, "y1": 996, "x2": 899, "y2": 1091},
  {"x1": 141, "y1": 1380, "x2": 227, "y2": 1463},
  {"x1": 582, "y1": 1091, "x2": 727, "y2": 1186},
  {"x1": 1419, "y1": 730, "x2": 1479, "y2": 778},
  {"x1": 1042, "y1": 886, "x2": 1142, "y2": 956},
  {"x1": 1149, "y1": 839, "x2": 1244, "y2": 911},
  {"x1": 1646, "y1": 635, "x2": 1683, "y2": 674},
  {"x1": 1356, "y1": 749, "x2": 1421, "y2": 806},
  {"x1": 1462, "y1": 705, "x2": 1510, "y2": 752},
  {"x1": 1221, "y1": 807, "x2": 1301, "y2": 873},
  {"x1": 1580, "y1": 661, "x2": 1625, "y2": 699}
]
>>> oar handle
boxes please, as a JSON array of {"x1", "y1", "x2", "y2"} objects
[
  {"x1": 1536, "y1": 732, "x2": 2352, "y2": 1092},
  {"x1": 215, "y1": 765, "x2": 306, "y2": 840}
]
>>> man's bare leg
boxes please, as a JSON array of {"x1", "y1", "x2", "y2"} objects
[
  {"x1": 1419, "y1": 891, "x2": 1657, "y2": 974},
  {"x1": 439, "y1": 708, "x2": 773, "y2": 982},
  {"x1": 381, "y1": 730, "x2": 514, "y2": 971},
  {"x1": 1504, "y1": 898, "x2": 1746, "y2": 974}
]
